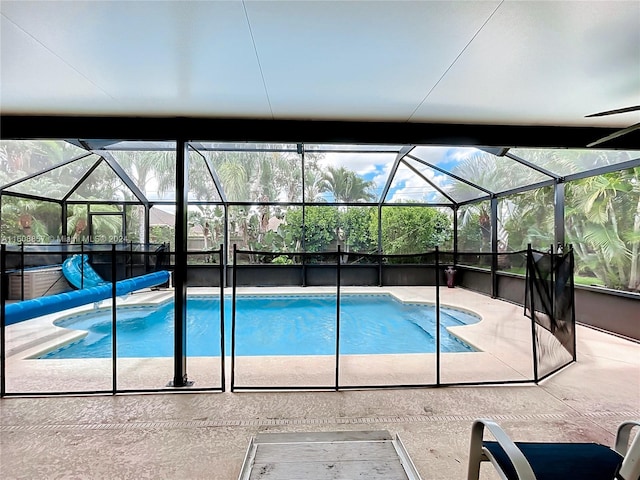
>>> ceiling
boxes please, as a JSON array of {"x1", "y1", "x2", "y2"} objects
[{"x1": 1, "y1": 0, "x2": 639, "y2": 131}]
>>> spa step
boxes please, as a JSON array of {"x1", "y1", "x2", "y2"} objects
[{"x1": 238, "y1": 430, "x2": 422, "y2": 480}]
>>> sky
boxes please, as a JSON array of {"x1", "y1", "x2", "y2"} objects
[{"x1": 318, "y1": 146, "x2": 484, "y2": 203}]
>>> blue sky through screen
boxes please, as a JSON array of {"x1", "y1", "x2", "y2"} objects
[{"x1": 319, "y1": 146, "x2": 484, "y2": 203}]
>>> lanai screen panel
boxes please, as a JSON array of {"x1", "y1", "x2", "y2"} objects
[
  {"x1": 67, "y1": 161, "x2": 136, "y2": 202},
  {"x1": 341, "y1": 206, "x2": 377, "y2": 254},
  {"x1": 226, "y1": 204, "x2": 304, "y2": 259},
  {"x1": 187, "y1": 150, "x2": 223, "y2": 202},
  {"x1": 0, "y1": 196, "x2": 62, "y2": 244},
  {"x1": 125, "y1": 204, "x2": 145, "y2": 243},
  {"x1": 510, "y1": 148, "x2": 640, "y2": 177},
  {"x1": 407, "y1": 148, "x2": 488, "y2": 203},
  {"x1": 457, "y1": 200, "x2": 492, "y2": 253},
  {"x1": 109, "y1": 147, "x2": 177, "y2": 202},
  {"x1": 437, "y1": 207, "x2": 455, "y2": 250},
  {"x1": 411, "y1": 146, "x2": 551, "y2": 194},
  {"x1": 187, "y1": 204, "x2": 224, "y2": 254},
  {"x1": 402, "y1": 157, "x2": 488, "y2": 204},
  {"x1": 67, "y1": 204, "x2": 88, "y2": 243},
  {"x1": 0, "y1": 140, "x2": 89, "y2": 179},
  {"x1": 497, "y1": 187, "x2": 554, "y2": 254},
  {"x1": 379, "y1": 205, "x2": 453, "y2": 254},
  {"x1": 384, "y1": 162, "x2": 452, "y2": 204},
  {"x1": 149, "y1": 205, "x2": 175, "y2": 250},
  {"x1": 245, "y1": 204, "x2": 305, "y2": 255},
  {"x1": 197, "y1": 143, "x2": 302, "y2": 203},
  {"x1": 303, "y1": 205, "x2": 342, "y2": 256},
  {"x1": 4, "y1": 154, "x2": 101, "y2": 200},
  {"x1": 564, "y1": 166, "x2": 640, "y2": 292},
  {"x1": 311, "y1": 151, "x2": 396, "y2": 204}
]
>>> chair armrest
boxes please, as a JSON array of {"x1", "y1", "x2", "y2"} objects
[
  {"x1": 614, "y1": 421, "x2": 640, "y2": 456},
  {"x1": 468, "y1": 419, "x2": 537, "y2": 480},
  {"x1": 616, "y1": 421, "x2": 640, "y2": 480}
]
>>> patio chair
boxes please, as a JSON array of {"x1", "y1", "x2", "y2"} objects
[{"x1": 467, "y1": 418, "x2": 640, "y2": 480}]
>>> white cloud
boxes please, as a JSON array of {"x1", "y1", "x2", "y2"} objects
[
  {"x1": 319, "y1": 152, "x2": 395, "y2": 177},
  {"x1": 409, "y1": 145, "x2": 480, "y2": 166},
  {"x1": 448, "y1": 147, "x2": 480, "y2": 162}
]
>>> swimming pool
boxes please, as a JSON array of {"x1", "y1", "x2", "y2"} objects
[{"x1": 40, "y1": 294, "x2": 480, "y2": 358}]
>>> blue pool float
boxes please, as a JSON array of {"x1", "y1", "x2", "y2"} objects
[{"x1": 4, "y1": 270, "x2": 170, "y2": 326}]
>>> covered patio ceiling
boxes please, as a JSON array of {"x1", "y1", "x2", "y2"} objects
[{"x1": 1, "y1": 1, "x2": 639, "y2": 149}]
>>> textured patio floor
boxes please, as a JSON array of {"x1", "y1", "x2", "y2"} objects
[{"x1": 1, "y1": 287, "x2": 638, "y2": 479}]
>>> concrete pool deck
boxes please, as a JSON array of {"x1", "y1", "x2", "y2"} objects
[{"x1": 1, "y1": 287, "x2": 638, "y2": 478}]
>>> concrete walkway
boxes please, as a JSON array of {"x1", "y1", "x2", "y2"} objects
[{"x1": 1, "y1": 321, "x2": 638, "y2": 479}]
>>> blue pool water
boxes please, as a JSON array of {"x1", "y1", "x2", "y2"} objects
[{"x1": 40, "y1": 295, "x2": 479, "y2": 358}]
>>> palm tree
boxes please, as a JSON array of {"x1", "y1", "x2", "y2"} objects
[
  {"x1": 272, "y1": 151, "x2": 303, "y2": 202},
  {"x1": 319, "y1": 166, "x2": 376, "y2": 202},
  {"x1": 566, "y1": 167, "x2": 639, "y2": 291},
  {"x1": 116, "y1": 151, "x2": 173, "y2": 197},
  {"x1": 113, "y1": 150, "x2": 175, "y2": 242},
  {"x1": 304, "y1": 167, "x2": 326, "y2": 202},
  {"x1": 207, "y1": 147, "x2": 305, "y2": 252},
  {"x1": 213, "y1": 154, "x2": 249, "y2": 202},
  {"x1": 449, "y1": 153, "x2": 514, "y2": 252}
]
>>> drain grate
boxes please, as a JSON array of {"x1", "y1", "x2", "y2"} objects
[{"x1": 1, "y1": 411, "x2": 637, "y2": 432}]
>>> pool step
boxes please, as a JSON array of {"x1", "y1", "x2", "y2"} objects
[{"x1": 238, "y1": 430, "x2": 422, "y2": 480}]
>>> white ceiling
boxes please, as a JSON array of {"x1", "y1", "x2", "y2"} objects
[{"x1": 1, "y1": 0, "x2": 639, "y2": 128}]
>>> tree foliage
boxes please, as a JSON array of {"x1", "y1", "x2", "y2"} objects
[
  {"x1": 452, "y1": 150, "x2": 639, "y2": 291},
  {"x1": 376, "y1": 205, "x2": 452, "y2": 254},
  {"x1": 342, "y1": 207, "x2": 376, "y2": 252},
  {"x1": 319, "y1": 166, "x2": 376, "y2": 202},
  {"x1": 565, "y1": 167, "x2": 640, "y2": 291},
  {"x1": 284, "y1": 207, "x2": 340, "y2": 253}
]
